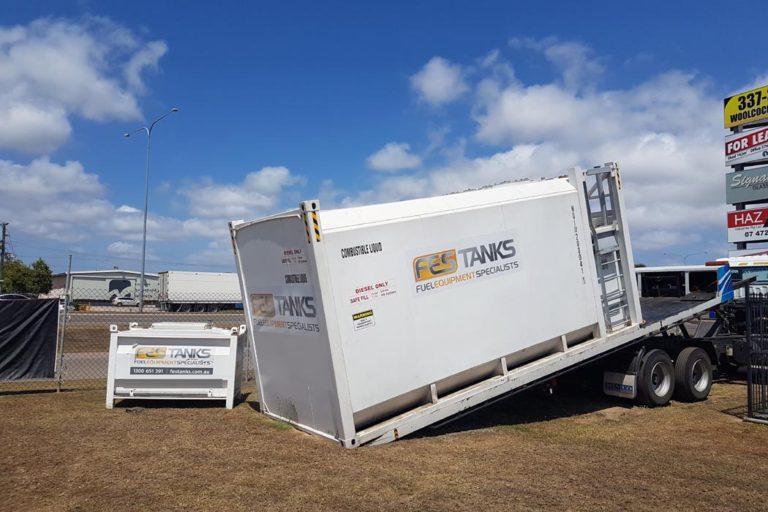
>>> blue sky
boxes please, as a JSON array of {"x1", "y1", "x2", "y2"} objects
[{"x1": 0, "y1": 1, "x2": 764, "y2": 273}]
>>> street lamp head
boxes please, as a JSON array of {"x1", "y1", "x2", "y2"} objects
[
  {"x1": 171, "y1": 107, "x2": 179, "y2": 113},
  {"x1": 123, "y1": 133, "x2": 130, "y2": 138}
]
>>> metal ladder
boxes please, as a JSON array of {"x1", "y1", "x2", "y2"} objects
[{"x1": 583, "y1": 164, "x2": 632, "y2": 333}]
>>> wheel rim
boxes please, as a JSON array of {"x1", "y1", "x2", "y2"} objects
[
  {"x1": 650, "y1": 361, "x2": 672, "y2": 397},
  {"x1": 691, "y1": 359, "x2": 710, "y2": 392}
]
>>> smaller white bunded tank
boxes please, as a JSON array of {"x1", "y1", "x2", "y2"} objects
[{"x1": 106, "y1": 322, "x2": 246, "y2": 409}]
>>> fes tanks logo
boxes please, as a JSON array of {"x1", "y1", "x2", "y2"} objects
[
  {"x1": 412, "y1": 237, "x2": 520, "y2": 293},
  {"x1": 250, "y1": 293, "x2": 320, "y2": 333},
  {"x1": 133, "y1": 346, "x2": 212, "y2": 366}
]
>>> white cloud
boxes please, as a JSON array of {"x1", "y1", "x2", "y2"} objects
[
  {"x1": 338, "y1": 41, "x2": 751, "y2": 261},
  {"x1": 106, "y1": 241, "x2": 158, "y2": 261},
  {"x1": 0, "y1": 157, "x2": 192, "y2": 243},
  {"x1": 410, "y1": 57, "x2": 468, "y2": 106},
  {"x1": 0, "y1": 17, "x2": 167, "y2": 154},
  {"x1": 0, "y1": 104, "x2": 71, "y2": 154},
  {"x1": 0, "y1": 157, "x2": 109, "y2": 241},
  {"x1": 366, "y1": 142, "x2": 422, "y2": 172},
  {"x1": 124, "y1": 40, "x2": 168, "y2": 94},
  {"x1": 180, "y1": 166, "x2": 304, "y2": 222},
  {"x1": 184, "y1": 240, "x2": 235, "y2": 267},
  {"x1": 178, "y1": 167, "x2": 303, "y2": 235},
  {"x1": 0, "y1": 155, "x2": 304, "y2": 273},
  {"x1": 510, "y1": 38, "x2": 604, "y2": 91}
]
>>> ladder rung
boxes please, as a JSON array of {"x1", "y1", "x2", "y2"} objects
[
  {"x1": 608, "y1": 303, "x2": 629, "y2": 314},
  {"x1": 599, "y1": 245, "x2": 620, "y2": 255},
  {"x1": 595, "y1": 225, "x2": 618, "y2": 236}
]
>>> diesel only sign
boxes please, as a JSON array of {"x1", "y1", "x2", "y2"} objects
[{"x1": 725, "y1": 166, "x2": 768, "y2": 204}]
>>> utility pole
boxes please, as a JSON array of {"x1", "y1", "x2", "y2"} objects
[{"x1": 0, "y1": 222, "x2": 7, "y2": 293}]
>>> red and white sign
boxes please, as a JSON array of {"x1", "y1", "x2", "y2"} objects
[
  {"x1": 725, "y1": 126, "x2": 768, "y2": 166},
  {"x1": 727, "y1": 208, "x2": 768, "y2": 242}
]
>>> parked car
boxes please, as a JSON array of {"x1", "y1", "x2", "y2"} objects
[
  {"x1": 112, "y1": 295, "x2": 138, "y2": 307},
  {"x1": 0, "y1": 293, "x2": 33, "y2": 300}
]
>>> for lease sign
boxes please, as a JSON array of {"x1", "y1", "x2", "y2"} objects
[
  {"x1": 727, "y1": 208, "x2": 768, "y2": 243},
  {"x1": 725, "y1": 126, "x2": 768, "y2": 167}
]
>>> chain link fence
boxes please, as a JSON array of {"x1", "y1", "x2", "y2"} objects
[{"x1": 1, "y1": 288, "x2": 255, "y2": 395}]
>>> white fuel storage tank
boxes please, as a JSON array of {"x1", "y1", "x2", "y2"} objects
[
  {"x1": 106, "y1": 322, "x2": 246, "y2": 409},
  {"x1": 230, "y1": 163, "x2": 642, "y2": 446}
]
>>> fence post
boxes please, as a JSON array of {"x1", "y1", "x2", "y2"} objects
[
  {"x1": 746, "y1": 284, "x2": 753, "y2": 419},
  {"x1": 56, "y1": 255, "x2": 72, "y2": 392}
]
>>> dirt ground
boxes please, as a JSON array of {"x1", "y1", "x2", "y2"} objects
[{"x1": 1, "y1": 381, "x2": 767, "y2": 512}]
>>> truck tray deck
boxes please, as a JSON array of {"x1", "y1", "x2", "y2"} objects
[
  {"x1": 356, "y1": 277, "x2": 732, "y2": 445},
  {"x1": 640, "y1": 293, "x2": 716, "y2": 324}
]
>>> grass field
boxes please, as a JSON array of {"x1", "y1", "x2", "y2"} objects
[{"x1": 2, "y1": 380, "x2": 767, "y2": 511}]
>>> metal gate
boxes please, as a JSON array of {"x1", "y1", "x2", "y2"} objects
[{"x1": 746, "y1": 290, "x2": 768, "y2": 423}]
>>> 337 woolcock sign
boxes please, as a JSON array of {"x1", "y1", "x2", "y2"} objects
[{"x1": 727, "y1": 208, "x2": 768, "y2": 243}]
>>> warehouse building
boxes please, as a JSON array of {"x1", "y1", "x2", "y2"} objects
[{"x1": 50, "y1": 270, "x2": 159, "y2": 303}]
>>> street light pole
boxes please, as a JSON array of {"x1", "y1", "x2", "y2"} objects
[{"x1": 124, "y1": 107, "x2": 178, "y2": 313}]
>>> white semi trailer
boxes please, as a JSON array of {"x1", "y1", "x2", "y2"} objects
[
  {"x1": 230, "y1": 163, "x2": 736, "y2": 447},
  {"x1": 158, "y1": 271, "x2": 242, "y2": 312}
]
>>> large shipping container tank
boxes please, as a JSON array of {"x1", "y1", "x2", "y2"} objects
[{"x1": 230, "y1": 164, "x2": 642, "y2": 447}]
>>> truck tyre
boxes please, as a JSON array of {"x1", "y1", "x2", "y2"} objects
[
  {"x1": 674, "y1": 347, "x2": 712, "y2": 402},
  {"x1": 636, "y1": 349, "x2": 675, "y2": 407}
]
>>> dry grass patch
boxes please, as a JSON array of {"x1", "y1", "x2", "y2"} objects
[{"x1": 0, "y1": 381, "x2": 766, "y2": 511}]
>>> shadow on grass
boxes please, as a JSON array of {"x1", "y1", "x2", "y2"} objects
[
  {"x1": 112, "y1": 390, "x2": 259, "y2": 410},
  {"x1": 113, "y1": 398, "x2": 228, "y2": 409},
  {"x1": 721, "y1": 404, "x2": 749, "y2": 418},
  {"x1": 414, "y1": 372, "x2": 631, "y2": 440},
  {"x1": 0, "y1": 387, "x2": 60, "y2": 397}
]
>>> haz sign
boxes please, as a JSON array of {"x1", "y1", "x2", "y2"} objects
[
  {"x1": 724, "y1": 85, "x2": 768, "y2": 128},
  {"x1": 725, "y1": 126, "x2": 768, "y2": 167},
  {"x1": 727, "y1": 208, "x2": 768, "y2": 243}
]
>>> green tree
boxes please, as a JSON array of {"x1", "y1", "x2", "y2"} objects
[
  {"x1": 29, "y1": 258, "x2": 53, "y2": 294},
  {"x1": 0, "y1": 256, "x2": 53, "y2": 295},
  {"x1": 1, "y1": 256, "x2": 32, "y2": 293}
]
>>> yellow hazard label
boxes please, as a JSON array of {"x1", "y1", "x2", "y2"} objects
[
  {"x1": 724, "y1": 85, "x2": 768, "y2": 128},
  {"x1": 352, "y1": 310, "x2": 373, "y2": 321}
]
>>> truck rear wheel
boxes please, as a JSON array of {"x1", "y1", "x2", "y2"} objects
[
  {"x1": 637, "y1": 349, "x2": 675, "y2": 407},
  {"x1": 674, "y1": 347, "x2": 712, "y2": 402}
]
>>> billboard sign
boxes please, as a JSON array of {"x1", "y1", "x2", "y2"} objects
[
  {"x1": 727, "y1": 208, "x2": 768, "y2": 243},
  {"x1": 725, "y1": 166, "x2": 768, "y2": 204},
  {"x1": 724, "y1": 85, "x2": 768, "y2": 128},
  {"x1": 725, "y1": 126, "x2": 768, "y2": 167}
]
